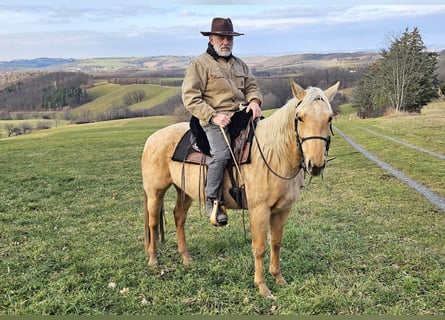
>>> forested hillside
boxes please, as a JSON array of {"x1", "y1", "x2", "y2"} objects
[{"x1": 0, "y1": 72, "x2": 92, "y2": 115}]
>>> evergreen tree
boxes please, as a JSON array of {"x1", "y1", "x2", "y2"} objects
[{"x1": 353, "y1": 27, "x2": 439, "y2": 117}]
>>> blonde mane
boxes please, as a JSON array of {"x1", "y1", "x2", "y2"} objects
[
  {"x1": 298, "y1": 86, "x2": 332, "y2": 113},
  {"x1": 253, "y1": 87, "x2": 332, "y2": 172}
]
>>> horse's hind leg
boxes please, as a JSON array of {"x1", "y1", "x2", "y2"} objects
[
  {"x1": 143, "y1": 189, "x2": 166, "y2": 266},
  {"x1": 173, "y1": 187, "x2": 193, "y2": 265}
]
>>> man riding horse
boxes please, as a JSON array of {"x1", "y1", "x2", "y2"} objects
[{"x1": 182, "y1": 17, "x2": 263, "y2": 226}]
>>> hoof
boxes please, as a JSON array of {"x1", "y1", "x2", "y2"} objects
[
  {"x1": 182, "y1": 256, "x2": 193, "y2": 265},
  {"x1": 258, "y1": 284, "x2": 275, "y2": 300},
  {"x1": 148, "y1": 255, "x2": 158, "y2": 266},
  {"x1": 275, "y1": 277, "x2": 288, "y2": 286}
]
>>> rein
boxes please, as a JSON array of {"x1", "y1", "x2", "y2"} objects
[{"x1": 252, "y1": 119, "x2": 302, "y2": 181}]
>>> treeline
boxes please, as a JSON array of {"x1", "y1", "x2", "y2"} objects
[
  {"x1": 94, "y1": 68, "x2": 186, "y2": 87},
  {"x1": 0, "y1": 72, "x2": 93, "y2": 118},
  {"x1": 2, "y1": 120, "x2": 54, "y2": 137},
  {"x1": 254, "y1": 65, "x2": 366, "y2": 88},
  {"x1": 108, "y1": 77, "x2": 183, "y2": 86},
  {"x1": 256, "y1": 71, "x2": 352, "y2": 112},
  {"x1": 0, "y1": 71, "x2": 45, "y2": 88},
  {"x1": 98, "y1": 65, "x2": 363, "y2": 89}
]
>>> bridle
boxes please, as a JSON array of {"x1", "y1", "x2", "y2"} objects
[
  {"x1": 295, "y1": 114, "x2": 334, "y2": 175},
  {"x1": 253, "y1": 98, "x2": 334, "y2": 180}
]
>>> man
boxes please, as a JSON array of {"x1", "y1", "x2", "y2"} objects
[{"x1": 182, "y1": 17, "x2": 263, "y2": 226}]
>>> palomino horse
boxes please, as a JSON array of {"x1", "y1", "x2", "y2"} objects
[{"x1": 141, "y1": 80, "x2": 339, "y2": 298}]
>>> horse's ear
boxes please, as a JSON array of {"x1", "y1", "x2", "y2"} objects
[
  {"x1": 324, "y1": 81, "x2": 340, "y2": 101},
  {"x1": 290, "y1": 80, "x2": 306, "y2": 100}
]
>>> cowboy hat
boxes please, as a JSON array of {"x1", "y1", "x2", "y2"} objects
[{"x1": 200, "y1": 17, "x2": 244, "y2": 37}]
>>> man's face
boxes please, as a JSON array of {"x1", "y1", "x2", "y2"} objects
[{"x1": 210, "y1": 35, "x2": 233, "y2": 57}]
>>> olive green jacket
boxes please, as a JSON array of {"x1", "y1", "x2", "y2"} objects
[{"x1": 182, "y1": 52, "x2": 263, "y2": 126}]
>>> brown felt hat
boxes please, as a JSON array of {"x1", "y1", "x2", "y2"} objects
[{"x1": 200, "y1": 17, "x2": 244, "y2": 37}]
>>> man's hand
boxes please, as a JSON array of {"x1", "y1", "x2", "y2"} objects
[
  {"x1": 211, "y1": 114, "x2": 231, "y2": 128},
  {"x1": 246, "y1": 101, "x2": 262, "y2": 119}
]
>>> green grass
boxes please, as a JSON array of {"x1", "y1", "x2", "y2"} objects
[
  {"x1": 0, "y1": 104, "x2": 444, "y2": 315},
  {"x1": 337, "y1": 103, "x2": 357, "y2": 119},
  {"x1": 334, "y1": 102, "x2": 445, "y2": 197}
]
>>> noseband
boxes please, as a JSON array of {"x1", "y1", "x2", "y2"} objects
[{"x1": 295, "y1": 121, "x2": 333, "y2": 156}]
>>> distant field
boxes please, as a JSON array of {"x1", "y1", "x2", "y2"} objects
[
  {"x1": 0, "y1": 102, "x2": 443, "y2": 315},
  {"x1": 73, "y1": 82, "x2": 180, "y2": 117},
  {"x1": 73, "y1": 57, "x2": 148, "y2": 70}
]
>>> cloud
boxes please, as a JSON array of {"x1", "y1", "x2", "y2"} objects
[
  {"x1": 0, "y1": 2, "x2": 444, "y2": 60},
  {"x1": 336, "y1": 5, "x2": 445, "y2": 23},
  {"x1": 237, "y1": 5, "x2": 445, "y2": 31}
]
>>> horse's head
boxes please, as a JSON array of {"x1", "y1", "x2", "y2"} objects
[{"x1": 291, "y1": 80, "x2": 339, "y2": 176}]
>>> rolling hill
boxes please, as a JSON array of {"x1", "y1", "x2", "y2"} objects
[{"x1": 73, "y1": 82, "x2": 180, "y2": 117}]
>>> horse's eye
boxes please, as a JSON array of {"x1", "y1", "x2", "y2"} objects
[{"x1": 297, "y1": 116, "x2": 303, "y2": 122}]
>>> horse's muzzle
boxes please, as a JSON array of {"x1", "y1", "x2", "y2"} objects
[{"x1": 306, "y1": 159, "x2": 325, "y2": 176}]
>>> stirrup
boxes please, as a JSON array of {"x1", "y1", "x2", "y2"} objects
[{"x1": 209, "y1": 200, "x2": 228, "y2": 227}]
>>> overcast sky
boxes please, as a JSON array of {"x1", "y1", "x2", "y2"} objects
[{"x1": 1, "y1": 0, "x2": 444, "y2": 61}]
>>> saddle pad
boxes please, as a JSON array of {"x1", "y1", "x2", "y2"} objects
[
  {"x1": 171, "y1": 127, "x2": 253, "y2": 166},
  {"x1": 171, "y1": 130, "x2": 208, "y2": 164}
]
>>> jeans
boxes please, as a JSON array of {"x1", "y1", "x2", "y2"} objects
[{"x1": 202, "y1": 123, "x2": 231, "y2": 199}]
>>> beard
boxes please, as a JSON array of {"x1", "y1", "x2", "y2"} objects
[{"x1": 213, "y1": 44, "x2": 232, "y2": 57}]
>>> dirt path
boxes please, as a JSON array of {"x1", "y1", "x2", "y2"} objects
[
  {"x1": 335, "y1": 127, "x2": 445, "y2": 212},
  {"x1": 356, "y1": 126, "x2": 445, "y2": 160}
]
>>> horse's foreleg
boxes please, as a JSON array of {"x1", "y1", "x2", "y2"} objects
[
  {"x1": 143, "y1": 190, "x2": 165, "y2": 266},
  {"x1": 269, "y1": 210, "x2": 291, "y2": 286},
  {"x1": 174, "y1": 188, "x2": 193, "y2": 265},
  {"x1": 249, "y1": 207, "x2": 273, "y2": 298}
]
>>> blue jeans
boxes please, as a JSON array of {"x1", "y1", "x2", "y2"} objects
[{"x1": 202, "y1": 123, "x2": 231, "y2": 199}]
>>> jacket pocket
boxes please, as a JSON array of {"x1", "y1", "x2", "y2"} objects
[
  {"x1": 209, "y1": 70, "x2": 230, "y2": 93},
  {"x1": 233, "y1": 69, "x2": 246, "y2": 90}
]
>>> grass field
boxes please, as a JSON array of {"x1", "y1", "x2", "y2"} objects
[
  {"x1": 0, "y1": 103, "x2": 444, "y2": 315},
  {"x1": 74, "y1": 82, "x2": 180, "y2": 117}
]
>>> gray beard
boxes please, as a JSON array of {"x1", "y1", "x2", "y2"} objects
[{"x1": 214, "y1": 45, "x2": 232, "y2": 57}]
